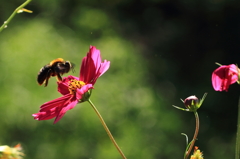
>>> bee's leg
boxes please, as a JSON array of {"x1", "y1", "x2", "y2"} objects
[
  {"x1": 56, "y1": 73, "x2": 62, "y2": 81},
  {"x1": 44, "y1": 78, "x2": 49, "y2": 87},
  {"x1": 44, "y1": 70, "x2": 52, "y2": 87}
]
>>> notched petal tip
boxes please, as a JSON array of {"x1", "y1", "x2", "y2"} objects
[
  {"x1": 32, "y1": 114, "x2": 38, "y2": 117},
  {"x1": 32, "y1": 114, "x2": 39, "y2": 120}
]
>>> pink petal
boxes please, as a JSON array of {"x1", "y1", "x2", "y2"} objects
[
  {"x1": 54, "y1": 100, "x2": 78, "y2": 124},
  {"x1": 99, "y1": 60, "x2": 111, "y2": 76},
  {"x1": 79, "y1": 55, "x2": 96, "y2": 83},
  {"x1": 79, "y1": 46, "x2": 110, "y2": 85},
  {"x1": 91, "y1": 60, "x2": 110, "y2": 85},
  {"x1": 32, "y1": 107, "x2": 59, "y2": 120},
  {"x1": 212, "y1": 64, "x2": 238, "y2": 91},
  {"x1": 76, "y1": 84, "x2": 93, "y2": 100},
  {"x1": 32, "y1": 95, "x2": 70, "y2": 120},
  {"x1": 89, "y1": 46, "x2": 102, "y2": 72},
  {"x1": 40, "y1": 94, "x2": 72, "y2": 111},
  {"x1": 80, "y1": 46, "x2": 100, "y2": 83},
  {"x1": 32, "y1": 94, "x2": 77, "y2": 123},
  {"x1": 79, "y1": 56, "x2": 87, "y2": 82},
  {"x1": 228, "y1": 64, "x2": 239, "y2": 83}
]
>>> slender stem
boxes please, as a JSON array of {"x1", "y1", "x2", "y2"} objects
[
  {"x1": 235, "y1": 97, "x2": 240, "y2": 159},
  {"x1": 87, "y1": 99, "x2": 127, "y2": 159},
  {"x1": 0, "y1": 0, "x2": 32, "y2": 32},
  {"x1": 184, "y1": 111, "x2": 199, "y2": 159}
]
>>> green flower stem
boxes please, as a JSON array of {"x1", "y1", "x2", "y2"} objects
[
  {"x1": 0, "y1": 0, "x2": 32, "y2": 32},
  {"x1": 235, "y1": 97, "x2": 240, "y2": 159},
  {"x1": 87, "y1": 99, "x2": 127, "y2": 159},
  {"x1": 184, "y1": 111, "x2": 199, "y2": 159}
]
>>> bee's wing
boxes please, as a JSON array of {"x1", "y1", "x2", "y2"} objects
[{"x1": 56, "y1": 62, "x2": 71, "y2": 74}]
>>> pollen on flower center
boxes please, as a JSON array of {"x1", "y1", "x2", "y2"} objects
[{"x1": 68, "y1": 79, "x2": 85, "y2": 95}]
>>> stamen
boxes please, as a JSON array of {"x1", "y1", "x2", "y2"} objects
[{"x1": 68, "y1": 79, "x2": 85, "y2": 95}]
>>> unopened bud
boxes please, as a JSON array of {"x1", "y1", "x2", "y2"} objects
[
  {"x1": 184, "y1": 96, "x2": 200, "y2": 111},
  {"x1": 172, "y1": 93, "x2": 207, "y2": 112}
]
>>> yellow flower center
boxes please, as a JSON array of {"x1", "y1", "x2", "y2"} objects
[{"x1": 68, "y1": 79, "x2": 85, "y2": 95}]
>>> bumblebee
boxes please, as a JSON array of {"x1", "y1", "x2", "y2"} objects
[{"x1": 37, "y1": 58, "x2": 74, "y2": 87}]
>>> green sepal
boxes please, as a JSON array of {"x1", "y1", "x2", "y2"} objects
[
  {"x1": 172, "y1": 105, "x2": 189, "y2": 112},
  {"x1": 78, "y1": 89, "x2": 92, "y2": 103}
]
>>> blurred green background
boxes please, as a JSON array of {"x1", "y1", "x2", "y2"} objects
[{"x1": 0, "y1": 0, "x2": 240, "y2": 158}]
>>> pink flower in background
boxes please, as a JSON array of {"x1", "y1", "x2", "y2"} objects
[
  {"x1": 33, "y1": 46, "x2": 110, "y2": 124},
  {"x1": 212, "y1": 64, "x2": 239, "y2": 92}
]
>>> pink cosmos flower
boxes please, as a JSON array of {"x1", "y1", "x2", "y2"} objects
[
  {"x1": 212, "y1": 64, "x2": 239, "y2": 92},
  {"x1": 33, "y1": 46, "x2": 110, "y2": 124}
]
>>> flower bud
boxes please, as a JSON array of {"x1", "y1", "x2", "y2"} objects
[
  {"x1": 173, "y1": 93, "x2": 207, "y2": 112},
  {"x1": 184, "y1": 96, "x2": 200, "y2": 111}
]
